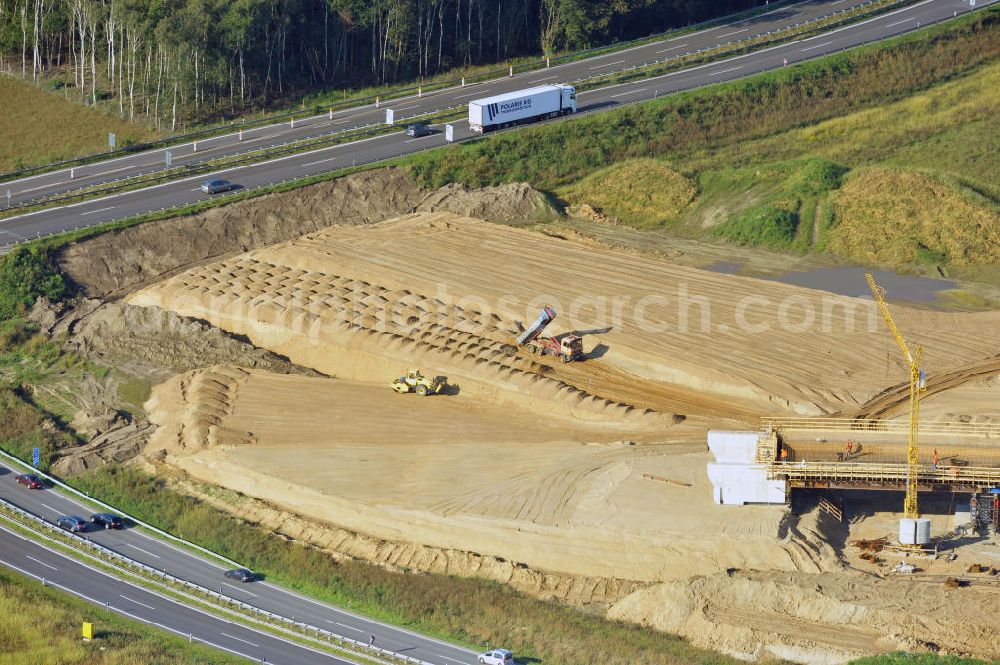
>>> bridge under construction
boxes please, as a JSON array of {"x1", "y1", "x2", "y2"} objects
[{"x1": 759, "y1": 417, "x2": 1000, "y2": 493}]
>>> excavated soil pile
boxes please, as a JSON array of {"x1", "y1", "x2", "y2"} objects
[
  {"x1": 609, "y1": 568, "x2": 1000, "y2": 663},
  {"x1": 30, "y1": 297, "x2": 308, "y2": 380},
  {"x1": 131, "y1": 211, "x2": 1000, "y2": 417},
  {"x1": 144, "y1": 367, "x2": 829, "y2": 584},
  {"x1": 58, "y1": 168, "x2": 556, "y2": 299}
]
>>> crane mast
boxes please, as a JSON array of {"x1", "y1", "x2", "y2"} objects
[{"x1": 866, "y1": 273, "x2": 925, "y2": 520}]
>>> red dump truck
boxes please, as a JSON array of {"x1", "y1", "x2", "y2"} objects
[{"x1": 515, "y1": 306, "x2": 583, "y2": 362}]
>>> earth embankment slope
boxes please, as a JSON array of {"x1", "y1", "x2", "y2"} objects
[
  {"x1": 130, "y1": 211, "x2": 1000, "y2": 417},
  {"x1": 144, "y1": 367, "x2": 809, "y2": 583},
  {"x1": 58, "y1": 168, "x2": 555, "y2": 300}
]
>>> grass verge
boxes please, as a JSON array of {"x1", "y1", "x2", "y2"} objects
[
  {"x1": 0, "y1": 565, "x2": 244, "y2": 664},
  {"x1": 65, "y1": 465, "x2": 736, "y2": 665},
  {"x1": 0, "y1": 78, "x2": 159, "y2": 174}
]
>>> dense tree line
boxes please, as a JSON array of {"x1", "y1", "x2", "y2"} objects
[{"x1": 0, "y1": 0, "x2": 764, "y2": 128}]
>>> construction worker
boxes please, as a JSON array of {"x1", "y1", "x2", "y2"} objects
[
  {"x1": 779, "y1": 447, "x2": 789, "y2": 462},
  {"x1": 932, "y1": 449, "x2": 940, "y2": 469},
  {"x1": 845, "y1": 440, "x2": 855, "y2": 459}
]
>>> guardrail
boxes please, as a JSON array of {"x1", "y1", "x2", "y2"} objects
[
  {"x1": 0, "y1": 447, "x2": 240, "y2": 568},
  {"x1": 0, "y1": 0, "x2": 913, "y2": 220},
  {"x1": 768, "y1": 460, "x2": 1000, "y2": 486},
  {"x1": 0, "y1": 143, "x2": 416, "y2": 255},
  {"x1": 0, "y1": 0, "x2": 911, "y2": 203},
  {"x1": 1, "y1": 0, "x2": 990, "y2": 257},
  {"x1": 0, "y1": 495, "x2": 435, "y2": 665},
  {"x1": 761, "y1": 417, "x2": 1000, "y2": 438},
  {"x1": 0, "y1": 0, "x2": 808, "y2": 184},
  {"x1": 2, "y1": 103, "x2": 464, "y2": 213}
]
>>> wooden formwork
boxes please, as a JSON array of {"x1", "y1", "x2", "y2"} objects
[{"x1": 766, "y1": 460, "x2": 1000, "y2": 491}]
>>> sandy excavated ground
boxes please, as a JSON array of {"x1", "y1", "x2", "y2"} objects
[
  {"x1": 125, "y1": 211, "x2": 1000, "y2": 663},
  {"x1": 607, "y1": 567, "x2": 1000, "y2": 663},
  {"x1": 145, "y1": 366, "x2": 821, "y2": 584},
  {"x1": 130, "y1": 212, "x2": 1000, "y2": 418}
]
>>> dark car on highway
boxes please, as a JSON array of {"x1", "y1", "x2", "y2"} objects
[
  {"x1": 56, "y1": 515, "x2": 88, "y2": 532},
  {"x1": 14, "y1": 473, "x2": 43, "y2": 489},
  {"x1": 200, "y1": 178, "x2": 237, "y2": 194},
  {"x1": 224, "y1": 568, "x2": 257, "y2": 583},
  {"x1": 405, "y1": 123, "x2": 431, "y2": 137},
  {"x1": 91, "y1": 513, "x2": 125, "y2": 529}
]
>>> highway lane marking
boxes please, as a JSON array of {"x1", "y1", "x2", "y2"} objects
[
  {"x1": 526, "y1": 75, "x2": 557, "y2": 82},
  {"x1": 405, "y1": 135, "x2": 437, "y2": 143},
  {"x1": 710, "y1": 65, "x2": 744, "y2": 76},
  {"x1": 80, "y1": 206, "x2": 115, "y2": 216},
  {"x1": 1, "y1": 128, "x2": 399, "y2": 226},
  {"x1": 885, "y1": 16, "x2": 915, "y2": 28},
  {"x1": 589, "y1": 59, "x2": 625, "y2": 70},
  {"x1": 717, "y1": 28, "x2": 749, "y2": 39},
  {"x1": 454, "y1": 90, "x2": 488, "y2": 98},
  {"x1": 4, "y1": 0, "x2": 943, "y2": 232},
  {"x1": 0, "y1": 0, "x2": 909, "y2": 193},
  {"x1": 222, "y1": 582, "x2": 258, "y2": 597},
  {"x1": 656, "y1": 43, "x2": 687, "y2": 54},
  {"x1": 328, "y1": 620, "x2": 366, "y2": 633},
  {"x1": 120, "y1": 594, "x2": 155, "y2": 610},
  {"x1": 220, "y1": 632, "x2": 260, "y2": 647},
  {"x1": 125, "y1": 543, "x2": 161, "y2": 559},
  {"x1": 26, "y1": 555, "x2": 58, "y2": 571},
  {"x1": 0, "y1": 534, "x2": 333, "y2": 665},
  {"x1": 438, "y1": 656, "x2": 469, "y2": 665},
  {"x1": 801, "y1": 41, "x2": 834, "y2": 51},
  {"x1": 302, "y1": 156, "x2": 340, "y2": 167},
  {"x1": 611, "y1": 88, "x2": 646, "y2": 98},
  {"x1": 393, "y1": 104, "x2": 420, "y2": 111},
  {"x1": 38, "y1": 502, "x2": 60, "y2": 513},
  {"x1": 266, "y1": 578, "x2": 479, "y2": 656}
]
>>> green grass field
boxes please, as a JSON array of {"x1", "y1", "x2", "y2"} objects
[
  {"x1": 406, "y1": 7, "x2": 1000, "y2": 277},
  {"x1": 0, "y1": 77, "x2": 158, "y2": 174},
  {"x1": 0, "y1": 567, "x2": 243, "y2": 664}
]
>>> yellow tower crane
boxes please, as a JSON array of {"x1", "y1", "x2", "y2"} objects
[{"x1": 866, "y1": 272, "x2": 926, "y2": 521}]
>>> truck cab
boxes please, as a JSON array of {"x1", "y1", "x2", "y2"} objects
[
  {"x1": 558, "y1": 334, "x2": 583, "y2": 361},
  {"x1": 560, "y1": 85, "x2": 577, "y2": 113}
]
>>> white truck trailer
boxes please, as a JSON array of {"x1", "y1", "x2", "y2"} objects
[{"x1": 468, "y1": 84, "x2": 576, "y2": 133}]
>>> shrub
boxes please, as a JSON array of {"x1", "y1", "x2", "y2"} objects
[
  {"x1": 0, "y1": 245, "x2": 71, "y2": 321},
  {"x1": 788, "y1": 159, "x2": 849, "y2": 195},
  {"x1": 712, "y1": 204, "x2": 799, "y2": 248}
]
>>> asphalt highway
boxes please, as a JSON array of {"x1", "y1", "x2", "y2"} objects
[
  {"x1": 1, "y1": 0, "x2": 993, "y2": 249},
  {"x1": 0, "y1": 462, "x2": 482, "y2": 665},
  {"x1": 0, "y1": 524, "x2": 358, "y2": 665},
  {"x1": 0, "y1": 0, "x2": 921, "y2": 207}
]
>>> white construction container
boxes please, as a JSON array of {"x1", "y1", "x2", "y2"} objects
[
  {"x1": 468, "y1": 84, "x2": 576, "y2": 133},
  {"x1": 706, "y1": 430, "x2": 786, "y2": 506},
  {"x1": 899, "y1": 517, "x2": 931, "y2": 545},
  {"x1": 707, "y1": 431, "x2": 763, "y2": 464}
]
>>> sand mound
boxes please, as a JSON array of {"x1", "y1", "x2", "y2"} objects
[
  {"x1": 560, "y1": 158, "x2": 697, "y2": 227},
  {"x1": 608, "y1": 568, "x2": 1000, "y2": 663},
  {"x1": 416, "y1": 181, "x2": 557, "y2": 223},
  {"x1": 829, "y1": 169, "x2": 1000, "y2": 266},
  {"x1": 143, "y1": 368, "x2": 817, "y2": 583},
  {"x1": 131, "y1": 211, "x2": 1000, "y2": 417}
]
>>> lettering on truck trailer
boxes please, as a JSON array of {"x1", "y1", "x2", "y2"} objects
[{"x1": 487, "y1": 98, "x2": 533, "y2": 122}]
